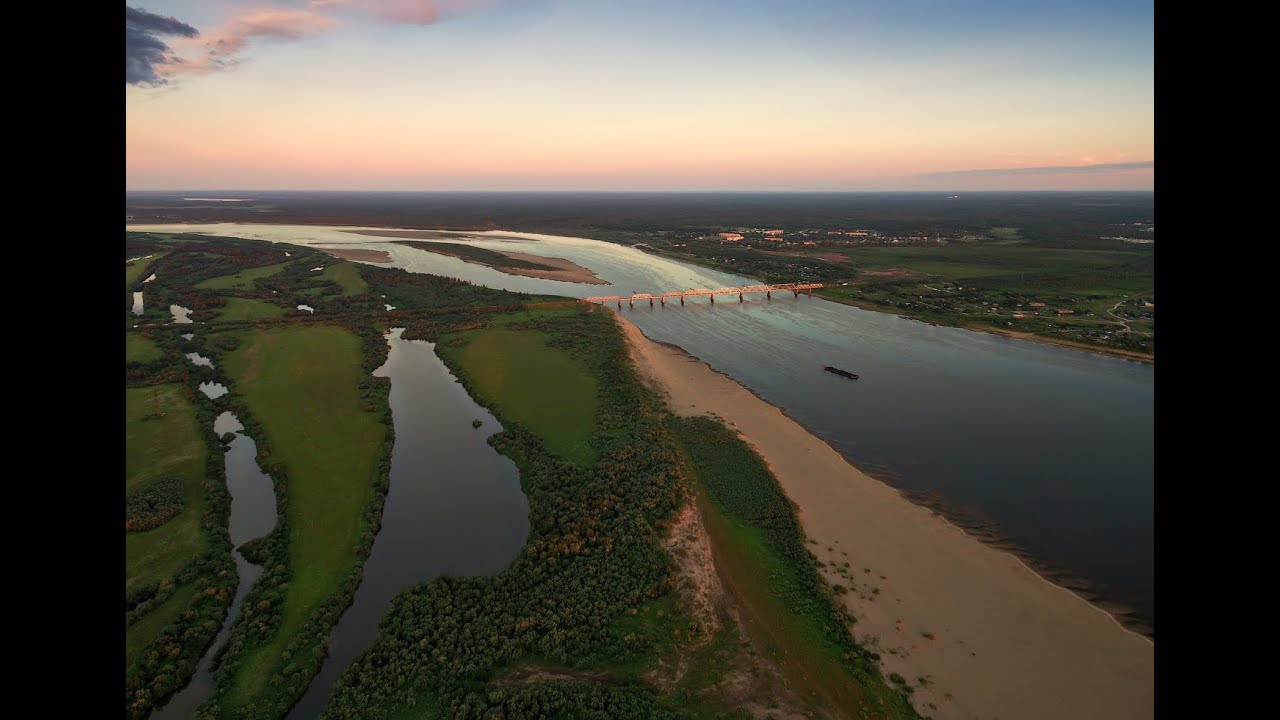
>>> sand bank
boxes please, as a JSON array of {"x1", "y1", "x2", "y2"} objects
[
  {"x1": 319, "y1": 247, "x2": 393, "y2": 263},
  {"x1": 616, "y1": 314, "x2": 1153, "y2": 720},
  {"x1": 496, "y1": 250, "x2": 608, "y2": 285},
  {"x1": 395, "y1": 240, "x2": 608, "y2": 285}
]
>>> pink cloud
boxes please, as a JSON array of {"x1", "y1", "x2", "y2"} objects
[
  {"x1": 336, "y1": 0, "x2": 501, "y2": 25},
  {"x1": 148, "y1": 1, "x2": 504, "y2": 84},
  {"x1": 159, "y1": 7, "x2": 337, "y2": 76}
]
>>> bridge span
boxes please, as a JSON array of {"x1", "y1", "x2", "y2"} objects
[{"x1": 584, "y1": 283, "x2": 823, "y2": 308}]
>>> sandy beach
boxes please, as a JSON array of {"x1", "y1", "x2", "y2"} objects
[{"x1": 617, "y1": 314, "x2": 1154, "y2": 720}]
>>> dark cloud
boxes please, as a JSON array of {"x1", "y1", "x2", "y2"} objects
[
  {"x1": 126, "y1": 6, "x2": 199, "y2": 86},
  {"x1": 918, "y1": 161, "x2": 1153, "y2": 178}
]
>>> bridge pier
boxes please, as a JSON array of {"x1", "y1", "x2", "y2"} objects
[
  {"x1": 793, "y1": 290, "x2": 799, "y2": 298},
  {"x1": 617, "y1": 299, "x2": 622, "y2": 308},
  {"x1": 649, "y1": 297, "x2": 654, "y2": 307},
  {"x1": 710, "y1": 294, "x2": 714, "y2": 304},
  {"x1": 739, "y1": 293, "x2": 744, "y2": 302},
  {"x1": 629, "y1": 298, "x2": 634, "y2": 308},
  {"x1": 766, "y1": 290, "x2": 771, "y2": 299},
  {"x1": 660, "y1": 296, "x2": 665, "y2": 306},
  {"x1": 680, "y1": 295, "x2": 684, "y2": 305}
]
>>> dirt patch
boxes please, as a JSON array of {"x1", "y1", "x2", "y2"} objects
[
  {"x1": 663, "y1": 500, "x2": 724, "y2": 639},
  {"x1": 318, "y1": 247, "x2": 393, "y2": 263}
]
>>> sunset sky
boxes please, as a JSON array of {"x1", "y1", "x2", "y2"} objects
[{"x1": 126, "y1": 0, "x2": 1154, "y2": 191}]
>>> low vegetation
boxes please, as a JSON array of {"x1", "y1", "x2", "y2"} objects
[
  {"x1": 126, "y1": 476, "x2": 186, "y2": 532},
  {"x1": 208, "y1": 323, "x2": 390, "y2": 717},
  {"x1": 673, "y1": 415, "x2": 918, "y2": 718},
  {"x1": 443, "y1": 328, "x2": 599, "y2": 466}
]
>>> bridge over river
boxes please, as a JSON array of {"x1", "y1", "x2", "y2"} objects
[{"x1": 585, "y1": 283, "x2": 824, "y2": 307}]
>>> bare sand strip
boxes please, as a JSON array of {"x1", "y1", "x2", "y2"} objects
[
  {"x1": 318, "y1": 247, "x2": 393, "y2": 263},
  {"x1": 341, "y1": 229, "x2": 537, "y2": 243},
  {"x1": 496, "y1": 251, "x2": 608, "y2": 285},
  {"x1": 344, "y1": 229, "x2": 471, "y2": 240},
  {"x1": 393, "y1": 240, "x2": 608, "y2": 285},
  {"x1": 617, "y1": 315, "x2": 1153, "y2": 720}
]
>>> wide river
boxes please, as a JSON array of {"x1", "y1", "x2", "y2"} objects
[{"x1": 132, "y1": 223, "x2": 1155, "y2": 635}]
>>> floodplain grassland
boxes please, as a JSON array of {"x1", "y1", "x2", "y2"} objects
[
  {"x1": 126, "y1": 334, "x2": 163, "y2": 364},
  {"x1": 125, "y1": 383, "x2": 208, "y2": 595},
  {"x1": 127, "y1": 254, "x2": 164, "y2": 287},
  {"x1": 217, "y1": 324, "x2": 387, "y2": 711},
  {"x1": 216, "y1": 297, "x2": 289, "y2": 322},
  {"x1": 196, "y1": 261, "x2": 291, "y2": 290},
  {"x1": 319, "y1": 262, "x2": 369, "y2": 295},
  {"x1": 126, "y1": 582, "x2": 201, "y2": 670},
  {"x1": 441, "y1": 326, "x2": 599, "y2": 466}
]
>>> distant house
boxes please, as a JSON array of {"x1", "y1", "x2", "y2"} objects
[
  {"x1": 718, "y1": 232, "x2": 744, "y2": 241},
  {"x1": 1013, "y1": 314, "x2": 1026, "y2": 319},
  {"x1": 1056, "y1": 309, "x2": 1075, "y2": 315},
  {"x1": 764, "y1": 229, "x2": 784, "y2": 236},
  {"x1": 1029, "y1": 302, "x2": 1047, "y2": 308}
]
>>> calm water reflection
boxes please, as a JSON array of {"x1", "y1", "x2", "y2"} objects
[
  {"x1": 152, "y1": 412, "x2": 277, "y2": 719},
  {"x1": 287, "y1": 329, "x2": 529, "y2": 718}
]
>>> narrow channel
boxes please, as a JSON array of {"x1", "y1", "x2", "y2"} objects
[
  {"x1": 151, "y1": 412, "x2": 278, "y2": 719},
  {"x1": 286, "y1": 328, "x2": 529, "y2": 718}
]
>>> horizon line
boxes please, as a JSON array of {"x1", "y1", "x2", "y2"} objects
[{"x1": 126, "y1": 188, "x2": 1156, "y2": 194}]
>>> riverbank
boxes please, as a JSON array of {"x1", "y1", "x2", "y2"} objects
[
  {"x1": 616, "y1": 314, "x2": 1154, "y2": 720},
  {"x1": 814, "y1": 291, "x2": 1155, "y2": 364}
]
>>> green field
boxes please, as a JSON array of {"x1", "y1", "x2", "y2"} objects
[
  {"x1": 443, "y1": 328, "x2": 598, "y2": 465},
  {"x1": 126, "y1": 334, "x2": 163, "y2": 364},
  {"x1": 320, "y1": 262, "x2": 368, "y2": 295},
  {"x1": 126, "y1": 254, "x2": 163, "y2": 287},
  {"x1": 217, "y1": 297, "x2": 289, "y2": 322},
  {"x1": 125, "y1": 384, "x2": 207, "y2": 595},
  {"x1": 196, "y1": 261, "x2": 290, "y2": 290},
  {"x1": 832, "y1": 245, "x2": 1140, "y2": 280},
  {"x1": 220, "y1": 325, "x2": 386, "y2": 707},
  {"x1": 125, "y1": 582, "x2": 200, "y2": 671}
]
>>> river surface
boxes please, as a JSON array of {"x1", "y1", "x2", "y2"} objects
[
  {"x1": 152, "y1": 412, "x2": 277, "y2": 719},
  {"x1": 131, "y1": 222, "x2": 1155, "y2": 634},
  {"x1": 132, "y1": 292, "x2": 144, "y2": 315},
  {"x1": 286, "y1": 328, "x2": 528, "y2": 718}
]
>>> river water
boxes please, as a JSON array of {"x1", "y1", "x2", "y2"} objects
[
  {"x1": 152, "y1": 412, "x2": 278, "y2": 719},
  {"x1": 130, "y1": 223, "x2": 1154, "y2": 635},
  {"x1": 286, "y1": 329, "x2": 528, "y2": 718}
]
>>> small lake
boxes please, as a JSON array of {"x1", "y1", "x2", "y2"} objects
[
  {"x1": 297, "y1": 304, "x2": 315, "y2": 314},
  {"x1": 187, "y1": 352, "x2": 214, "y2": 369},
  {"x1": 287, "y1": 328, "x2": 529, "y2": 719},
  {"x1": 144, "y1": 273, "x2": 157, "y2": 283},
  {"x1": 151, "y1": 412, "x2": 278, "y2": 719},
  {"x1": 132, "y1": 292, "x2": 144, "y2": 316},
  {"x1": 199, "y1": 382, "x2": 228, "y2": 399},
  {"x1": 171, "y1": 305, "x2": 192, "y2": 324}
]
